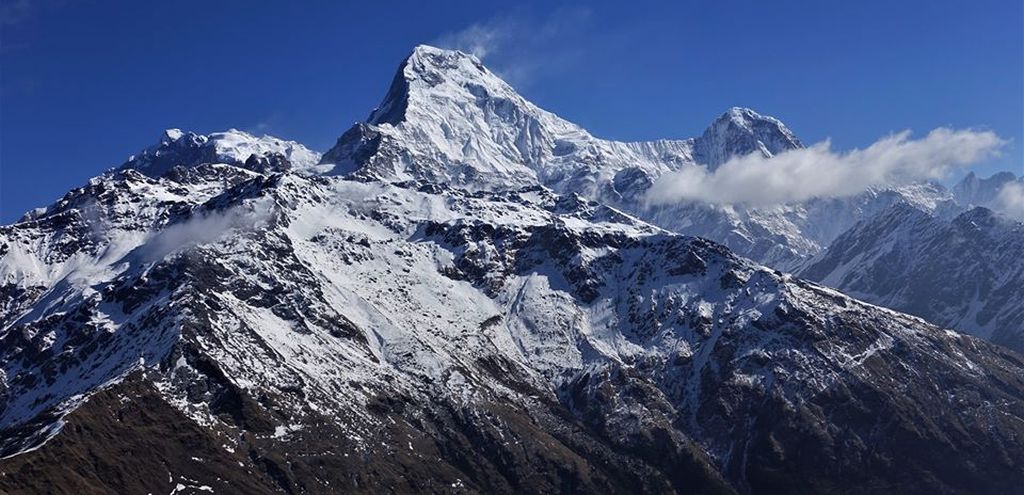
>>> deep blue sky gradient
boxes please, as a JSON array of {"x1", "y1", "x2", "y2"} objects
[{"x1": 2, "y1": 0, "x2": 1021, "y2": 221}]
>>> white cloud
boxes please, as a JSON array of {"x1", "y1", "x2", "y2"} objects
[
  {"x1": 992, "y1": 181, "x2": 1024, "y2": 221},
  {"x1": 144, "y1": 202, "x2": 272, "y2": 262},
  {"x1": 432, "y1": 7, "x2": 592, "y2": 87},
  {"x1": 646, "y1": 128, "x2": 1006, "y2": 207}
]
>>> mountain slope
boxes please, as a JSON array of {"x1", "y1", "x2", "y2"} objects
[
  {"x1": 800, "y1": 202, "x2": 1024, "y2": 353},
  {"x1": 2, "y1": 145, "x2": 1023, "y2": 493}
]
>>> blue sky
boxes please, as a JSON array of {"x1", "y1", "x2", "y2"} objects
[{"x1": 1, "y1": 0, "x2": 1021, "y2": 222}]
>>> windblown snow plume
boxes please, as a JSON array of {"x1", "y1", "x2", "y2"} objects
[
  {"x1": 432, "y1": 7, "x2": 591, "y2": 86},
  {"x1": 646, "y1": 128, "x2": 1005, "y2": 207}
]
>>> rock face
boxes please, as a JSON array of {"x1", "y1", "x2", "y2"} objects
[
  {"x1": 800, "y1": 203, "x2": 1024, "y2": 353},
  {"x1": 1, "y1": 45, "x2": 1023, "y2": 494}
]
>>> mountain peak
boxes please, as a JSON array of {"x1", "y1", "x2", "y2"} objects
[
  {"x1": 715, "y1": 107, "x2": 777, "y2": 128},
  {"x1": 365, "y1": 44, "x2": 500, "y2": 126},
  {"x1": 161, "y1": 128, "x2": 185, "y2": 144},
  {"x1": 694, "y1": 107, "x2": 803, "y2": 168},
  {"x1": 123, "y1": 128, "x2": 321, "y2": 177},
  {"x1": 407, "y1": 44, "x2": 479, "y2": 66},
  {"x1": 323, "y1": 44, "x2": 590, "y2": 185},
  {"x1": 953, "y1": 170, "x2": 1019, "y2": 207},
  {"x1": 323, "y1": 47, "x2": 804, "y2": 197},
  {"x1": 404, "y1": 44, "x2": 488, "y2": 78}
]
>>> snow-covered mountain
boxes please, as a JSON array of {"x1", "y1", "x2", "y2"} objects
[
  {"x1": 124, "y1": 128, "x2": 324, "y2": 177},
  {"x1": 320, "y1": 45, "x2": 958, "y2": 270},
  {"x1": 318, "y1": 46, "x2": 1022, "y2": 348},
  {"x1": 951, "y1": 170, "x2": 1020, "y2": 208},
  {"x1": 1, "y1": 45, "x2": 1023, "y2": 494},
  {"x1": 321, "y1": 45, "x2": 700, "y2": 197},
  {"x1": 800, "y1": 200, "x2": 1024, "y2": 353}
]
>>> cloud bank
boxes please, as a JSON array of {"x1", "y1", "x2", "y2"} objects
[
  {"x1": 646, "y1": 128, "x2": 1006, "y2": 207},
  {"x1": 992, "y1": 181, "x2": 1024, "y2": 221}
]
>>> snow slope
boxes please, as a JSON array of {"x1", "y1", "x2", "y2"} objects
[{"x1": 800, "y1": 201, "x2": 1024, "y2": 352}]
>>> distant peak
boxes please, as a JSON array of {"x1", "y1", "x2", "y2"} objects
[
  {"x1": 123, "y1": 128, "x2": 321, "y2": 177},
  {"x1": 694, "y1": 107, "x2": 803, "y2": 168},
  {"x1": 712, "y1": 107, "x2": 789, "y2": 131},
  {"x1": 722, "y1": 106, "x2": 760, "y2": 119},
  {"x1": 162, "y1": 128, "x2": 185, "y2": 143},
  {"x1": 957, "y1": 170, "x2": 1018, "y2": 187},
  {"x1": 953, "y1": 169, "x2": 1020, "y2": 207}
]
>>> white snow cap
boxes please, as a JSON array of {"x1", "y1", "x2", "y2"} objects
[
  {"x1": 123, "y1": 128, "x2": 322, "y2": 177},
  {"x1": 163, "y1": 128, "x2": 185, "y2": 142},
  {"x1": 322, "y1": 44, "x2": 803, "y2": 202}
]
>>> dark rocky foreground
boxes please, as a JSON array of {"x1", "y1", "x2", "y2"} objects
[
  {"x1": 3, "y1": 300, "x2": 1023, "y2": 495},
  {"x1": 4, "y1": 347, "x2": 1024, "y2": 495},
  {"x1": 0, "y1": 373, "x2": 733, "y2": 495}
]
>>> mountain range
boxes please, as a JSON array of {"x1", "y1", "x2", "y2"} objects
[
  {"x1": 1, "y1": 45, "x2": 1022, "y2": 494},
  {"x1": 800, "y1": 201, "x2": 1024, "y2": 352}
]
